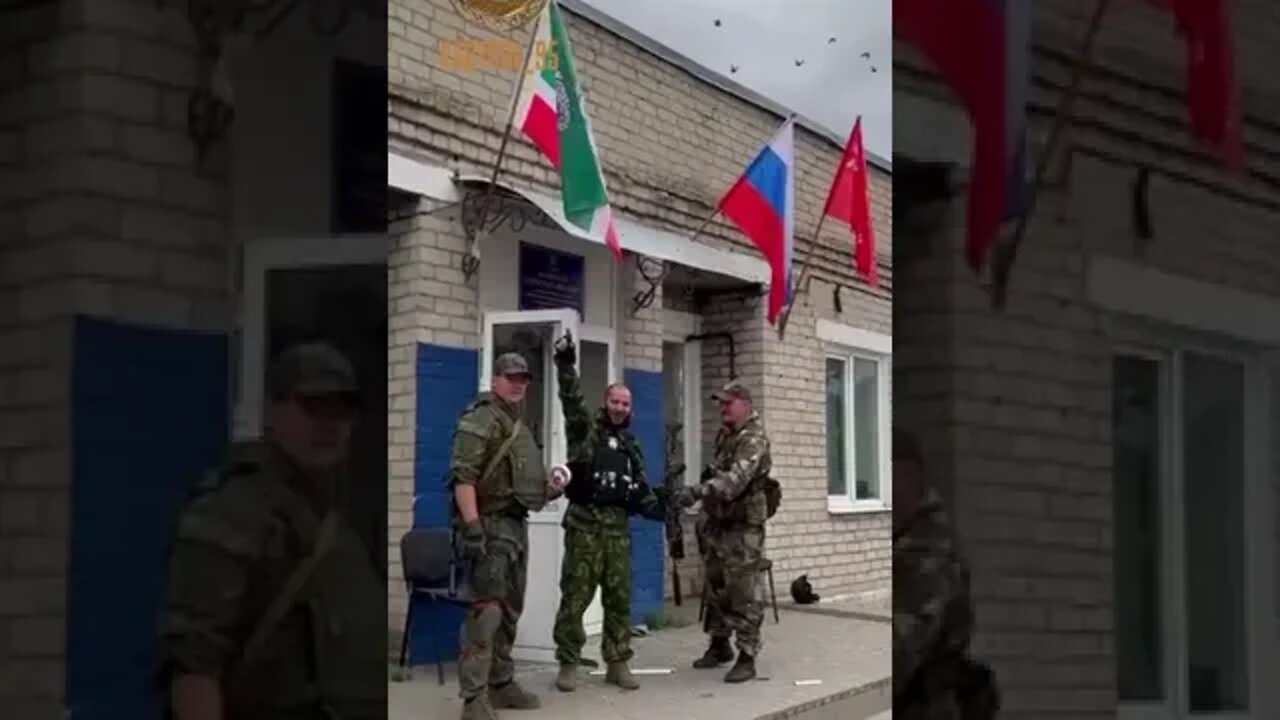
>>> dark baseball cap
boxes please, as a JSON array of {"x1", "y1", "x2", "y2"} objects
[
  {"x1": 493, "y1": 352, "x2": 532, "y2": 378},
  {"x1": 711, "y1": 379, "x2": 752, "y2": 404},
  {"x1": 267, "y1": 342, "x2": 358, "y2": 398}
]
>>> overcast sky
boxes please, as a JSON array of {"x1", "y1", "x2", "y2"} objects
[{"x1": 578, "y1": 0, "x2": 892, "y2": 160}]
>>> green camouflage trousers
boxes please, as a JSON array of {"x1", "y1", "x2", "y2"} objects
[
  {"x1": 702, "y1": 525, "x2": 765, "y2": 657},
  {"x1": 552, "y1": 526, "x2": 633, "y2": 665},
  {"x1": 458, "y1": 514, "x2": 528, "y2": 700}
]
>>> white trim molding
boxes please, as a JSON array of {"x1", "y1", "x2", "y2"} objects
[
  {"x1": 1087, "y1": 257, "x2": 1280, "y2": 347},
  {"x1": 387, "y1": 152, "x2": 772, "y2": 285},
  {"x1": 816, "y1": 319, "x2": 893, "y2": 515},
  {"x1": 816, "y1": 319, "x2": 893, "y2": 356},
  {"x1": 663, "y1": 309, "x2": 701, "y2": 341}
]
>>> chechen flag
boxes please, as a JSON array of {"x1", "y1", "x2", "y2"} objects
[
  {"x1": 824, "y1": 117, "x2": 878, "y2": 287},
  {"x1": 514, "y1": 0, "x2": 622, "y2": 259},
  {"x1": 719, "y1": 116, "x2": 796, "y2": 324}
]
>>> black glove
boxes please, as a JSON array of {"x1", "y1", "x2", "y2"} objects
[
  {"x1": 675, "y1": 484, "x2": 702, "y2": 509},
  {"x1": 553, "y1": 330, "x2": 576, "y2": 366},
  {"x1": 458, "y1": 521, "x2": 486, "y2": 561},
  {"x1": 700, "y1": 465, "x2": 716, "y2": 482},
  {"x1": 653, "y1": 486, "x2": 671, "y2": 510}
]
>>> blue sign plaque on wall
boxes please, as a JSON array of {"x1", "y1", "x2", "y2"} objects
[{"x1": 518, "y1": 242, "x2": 585, "y2": 316}]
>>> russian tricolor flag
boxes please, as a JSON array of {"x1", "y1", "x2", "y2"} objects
[
  {"x1": 718, "y1": 116, "x2": 796, "y2": 324},
  {"x1": 895, "y1": 0, "x2": 1030, "y2": 269}
]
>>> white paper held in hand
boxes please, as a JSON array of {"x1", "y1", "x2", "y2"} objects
[{"x1": 550, "y1": 463, "x2": 572, "y2": 487}]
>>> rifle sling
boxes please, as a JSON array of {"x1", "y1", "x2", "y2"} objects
[
  {"x1": 479, "y1": 419, "x2": 524, "y2": 486},
  {"x1": 236, "y1": 510, "x2": 341, "y2": 671}
]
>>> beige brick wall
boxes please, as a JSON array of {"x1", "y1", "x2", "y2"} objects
[
  {"x1": 386, "y1": 195, "x2": 479, "y2": 628},
  {"x1": 895, "y1": 1, "x2": 1280, "y2": 716},
  {"x1": 1, "y1": 0, "x2": 228, "y2": 712},
  {"x1": 392, "y1": 0, "x2": 894, "y2": 603},
  {"x1": 1, "y1": 7, "x2": 75, "y2": 714},
  {"x1": 621, "y1": 256, "x2": 663, "y2": 374},
  {"x1": 764, "y1": 284, "x2": 892, "y2": 598},
  {"x1": 388, "y1": 0, "x2": 891, "y2": 289}
]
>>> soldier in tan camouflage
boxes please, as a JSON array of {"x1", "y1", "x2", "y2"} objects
[
  {"x1": 449, "y1": 352, "x2": 569, "y2": 720},
  {"x1": 892, "y1": 428, "x2": 998, "y2": 720},
  {"x1": 675, "y1": 380, "x2": 772, "y2": 684},
  {"x1": 158, "y1": 342, "x2": 386, "y2": 720}
]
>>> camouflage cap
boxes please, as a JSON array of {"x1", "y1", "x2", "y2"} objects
[
  {"x1": 267, "y1": 342, "x2": 357, "y2": 398},
  {"x1": 493, "y1": 352, "x2": 532, "y2": 378},
  {"x1": 711, "y1": 379, "x2": 752, "y2": 404}
]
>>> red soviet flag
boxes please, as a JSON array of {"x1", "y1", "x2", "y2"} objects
[
  {"x1": 823, "y1": 117, "x2": 878, "y2": 287},
  {"x1": 1140, "y1": 0, "x2": 1243, "y2": 168}
]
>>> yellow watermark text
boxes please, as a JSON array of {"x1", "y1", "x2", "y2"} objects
[{"x1": 438, "y1": 37, "x2": 560, "y2": 73}]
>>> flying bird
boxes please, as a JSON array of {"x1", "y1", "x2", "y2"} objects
[
  {"x1": 794, "y1": 58, "x2": 805, "y2": 67},
  {"x1": 714, "y1": 18, "x2": 721, "y2": 26},
  {"x1": 861, "y1": 51, "x2": 871, "y2": 59},
  {"x1": 730, "y1": 64, "x2": 739, "y2": 74},
  {"x1": 871, "y1": 66, "x2": 878, "y2": 72},
  {"x1": 828, "y1": 36, "x2": 837, "y2": 44}
]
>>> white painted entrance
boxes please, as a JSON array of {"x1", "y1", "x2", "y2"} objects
[
  {"x1": 235, "y1": 234, "x2": 390, "y2": 567},
  {"x1": 663, "y1": 310, "x2": 703, "y2": 481},
  {"x1": 480, "y1": 309, "x2": 614, "y2": 662},
  {"x1": 236, "y1": 234, "x2": 388, "y2": 438}
]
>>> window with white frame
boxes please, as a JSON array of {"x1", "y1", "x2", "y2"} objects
[{"x1": 817, "y1": 320, "x2": 891, "y2": 512}]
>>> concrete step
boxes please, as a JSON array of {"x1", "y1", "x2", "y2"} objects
[{"x1": 756, "y1": 677, "x2": 890, "y2": 720}]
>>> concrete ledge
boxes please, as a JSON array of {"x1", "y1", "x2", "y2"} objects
[{"x1": 758, "y1": 677, "x2": 891, "y2": 720}]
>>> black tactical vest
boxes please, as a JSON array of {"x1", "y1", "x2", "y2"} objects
[{"x1": 574, "y1": 431, "x2": 639, "y2": 509}]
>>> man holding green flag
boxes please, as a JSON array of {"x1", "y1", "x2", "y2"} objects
[{"x1": 514, "y1": 0, "x2": 623, "y2": 259}]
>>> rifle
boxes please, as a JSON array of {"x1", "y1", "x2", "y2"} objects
[
  {"x1": 663, "y1": 421, "x2": 688, "y2": 606},
  {"x1": 665, "y1": 461, "x2": 687, "y2": 605}
]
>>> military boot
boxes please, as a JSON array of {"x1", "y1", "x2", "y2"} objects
[
  {"x1": 555, "y1": 664, "x2": 577, "y2": 692},
  {"x1": 490, "y1": 679, "x2": 541, "y2": 709},
  {"x1": 460, "y1": 694, "x2": 500, "y2": 720},
  {"x1": 605, "y1": 661, "x2": 640, "y2": 690},
  {"x1": 691, "y1": 637, "x2": 735, "y2": 669},
  {"x1": 724, "y1": 653, "x2": 756, "y2": 684}
]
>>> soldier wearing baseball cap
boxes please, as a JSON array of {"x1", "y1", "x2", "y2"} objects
[
  {"x1": 448, "y1": 348, "x2": 566, "y2": 718},
  {"x1": 267, "y1": 341, "x2": 360, "y2": 398},
  {"x1": 711, "y1": 379, "x2": 753, "y2": 404},
  {"x1": 492, "y1": 351, "x2": 533, "y2": 380},
  {"x1": 159, "y1": 340, "x2": 385, "y2": 720},
  {"x1": 676, "y1": 374, "x2": 775, "y2": 683}
]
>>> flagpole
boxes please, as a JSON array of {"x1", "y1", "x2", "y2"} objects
[
  {"x1": 686, "y1": 206, "x2": 722, "y2": 244},
  {"x1": 462, "y1": 10, "x2": 546, "y2": 278},
  {"x1": 775, "y1": 215, "x2": 829, "y2": 340},
  {"x1": 990, "y1": 0, "x2": 1112, "y2": 309}
]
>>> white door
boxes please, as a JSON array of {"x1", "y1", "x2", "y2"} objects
[
  {"x1": 575, "y1": 324, "x2": 617, "y2": 639},
  {"x1": 663, "y1": 310, "x2": 704, "y2": 480},
  {"x1": 1113, "y1": 345, "x2": 1269, "y2": 720},
  {"x1": 236, "y1": 234, "x2": 390, "y2": 567},
  {"x1": 235, "y1": 235, "x2": 388, "y2": 439},
  {"x1": 480, "y1": 309, "x2": 579, "y2": 663}
]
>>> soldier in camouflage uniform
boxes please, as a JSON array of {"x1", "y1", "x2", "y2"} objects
[
  {"x1": 449, "y1": 352, "x2": 569, "y2": 720},
  {"x1": 549, "y1": 331, "x2": 666, "y2": 693},
  {"x1": 158, "y1": 342, "x2": 386, "y2": 720},
  {"x1": 675, "y1": 380, "x2": 772, "y2": 684},
  {"x1": 892, "y1": 428, "x2": 997, "y2": 720}
]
